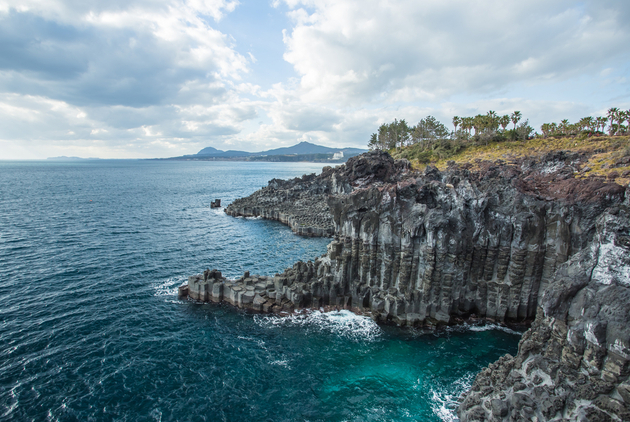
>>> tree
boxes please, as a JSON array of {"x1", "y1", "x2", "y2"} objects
[
  {"x1": 515, "y1": 120, "x2": 534, "y2": 140},
  {"x1": 374, "y1": 119, "x2": 412, "y2": 150},
  {"x1": 487, "y1": 111, "x2": 499, "y2": 132},
  {"x1": 581, "y1": 116, "x2": 596, "y2": 134},
  {"x1": 411, "y1": 116, "x2": 449, "y2": 148},
  {"x1": 597, "y1": 116, "x2": 607, "y2": 133},
  {"x1": 461, "y1": 117, "x2": 473, "y2": 135},
  {"x1": 559, "y1": 119, "x2": 570, "y2": 135},
  {"x1": 452, "y1": 116, "x2": 461, "y2": 134},
  {"x1": 615, "y1": 110, "x2": 627, "y2": 135},
  {"x1": 499, "y1": 115, "x2": 510, "y2": 131},
  {"x1": 511, "y1": 111, "x2": 522, "y2": 130},
  {"x1": 608, "y1": 108, "x2": 619, "y2": 135},
  {"x1": 368, "y1": 133, "x2": 379, "y2": 150},
  {"x1": 541, "y1": 123, "x2": 550, "y2": 138},
  {"x1": 377, "y1": 123, "x2": 393, "y2": 150}
]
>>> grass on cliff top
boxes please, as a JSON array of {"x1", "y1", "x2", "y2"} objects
[{"x1": 391, "y1": 135, "x2": 630, "y2": 187}]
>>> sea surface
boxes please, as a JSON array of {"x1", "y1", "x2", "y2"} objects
[{"x1": 0, "y1": 160, "x2": 521, "y2": 421}]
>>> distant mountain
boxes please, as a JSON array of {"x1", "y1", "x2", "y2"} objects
[
  {"x1": 163, "y1": 141, "x2": 367, "y2": 162},
  {"x1": 196, "y1": 146, "x2": 250, "y2": 157},
  {"x1": 252, "y1": 141, "x2": 337, "y2": 156},
  {"x1": 47, "y1": 156, "x2": 100, "y2": 161},
  {"x1": 196, "y1": 146, "x2": 221, "y2": 156},
  {"x1": 197, "y1": 141, "x2": 366, "y2": 157}
]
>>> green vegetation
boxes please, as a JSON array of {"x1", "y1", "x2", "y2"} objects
[
  {"x1": 369, "y1": 111, "x2": 534, "y2": 163},
  {"x1": 368, "y1": 109, "x2": 630, "y2": 186}
]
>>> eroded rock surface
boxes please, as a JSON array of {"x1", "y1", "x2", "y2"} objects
[
  {"x1": 183, "y1": 150, "x2": 630, "y2": 420},
  {"x1": 459, "y1": 209, "x2": 630, "y2": 421},
  {"x1": 224, "y1": 152, "x2": 411, "y2": 237}
]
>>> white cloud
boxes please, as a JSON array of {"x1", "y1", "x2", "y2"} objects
[
  {"x1": 0, "y1": 0, "x2": 629, "y2": 158},
  {"x1": 280, "y1": 0, "x2": 630, "y2": 106}
]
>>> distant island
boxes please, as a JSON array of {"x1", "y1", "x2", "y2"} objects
[
  {"x1": 47, "y1": 156, "x2": 101, "y2": 161},
  {"x1": 161, "y1": 141, "x2": 367, "y2": 163}
]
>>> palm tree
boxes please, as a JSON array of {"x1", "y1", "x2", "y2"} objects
[
  {"x1": 541, "y1": 123, "x2": 550, "y2": 138},
  {"x1": 486, "y1": 111, "x2": 498, "y2": 132},
  {"x1": 473, "y1": 115, "x2": 488, "y2": 136},
  {"x1": 615, "y1": 110, "x2": 626, "y2": 135},
  {"x1": 511, "y1": 111, "x2": 522, "y2": 130},
  {"x1": 499, "y1": 115, "x2": 510, "y2": 132},
  {"x1": 608, "y1": 108, "x2": 619, "y2": 135},
  {"x1": 597, "y1": 116, "x2": 607, "y2": 133},
  {"x1": 583, "y1": 116, "x2": 596, "y2": 134},
  {"x1": 463, "y1": 117, "x2": 474, "y2": 135},
  {"x1": 559, "y1": 119, "x2": 569, "y2": 135},
  {"x1": 452, "y1": 116, "x2": 461, "y2": 134},
  {"x1": 578, "y1": 117, "x2": 592, "y2": 133}
]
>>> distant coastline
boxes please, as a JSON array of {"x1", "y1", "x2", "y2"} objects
[
  {"x1": 46, "y1": 156, "x2": 101, "y2": 161},
  {"x1": 159, "y1": 141, "x2": 367, "y2": 163},
  {"x1": 156, "y1": 153, "x2": 355, "y2": 163}
]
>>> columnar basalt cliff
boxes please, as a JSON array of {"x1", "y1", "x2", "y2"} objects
[
  {"x1": 224, "y1": 172, "x2": 337, "y2": 237},
  {"x1": 458, "y1": 209, "x2": 630, "y2": 421},
  {"x1": 182, "y1": 151, "x2": 630, "y2": 420}
]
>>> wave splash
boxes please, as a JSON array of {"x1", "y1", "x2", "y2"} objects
[
  {"x1": 429, "y1": 372, "x2": 475, "y2": 422},
  {"x1": 254, "y1": 310, "x2": 382, "y2": 342}
]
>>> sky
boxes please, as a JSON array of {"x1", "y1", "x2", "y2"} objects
[{"x1": 0, "y1": 0, "x2": 629, "y2": 159}]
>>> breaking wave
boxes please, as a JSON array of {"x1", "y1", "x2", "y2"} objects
[{"x1": 254, "y1": 310, "x2": 382, "y2": 342}]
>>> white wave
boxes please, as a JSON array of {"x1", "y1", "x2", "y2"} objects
[
  {"x1": 254, "y1": 310, "x2": 382, "y2": 342},
  {"x1": 429, "y1": 372, "x2": 475, "y2": 422},
  {"x1": 152, "y1": 278, "x2": 183, "y2": 297},
  {"x1": 269, "y1": 359, "x2": 291, "y2": 369},
  {"x1": 459, "y1": 323, "x2": 522, "y2": 336},
  {"x1": 237, "y1": 335, "x2": 267, "y2": 349}
]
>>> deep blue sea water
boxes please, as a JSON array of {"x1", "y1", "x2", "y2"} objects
[{"x1": 0, "y1": 160, "x2": 520, "y2": 421}]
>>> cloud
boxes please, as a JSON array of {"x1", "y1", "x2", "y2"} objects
[
  {"x1": 281, "y1": 0, "x2": 630, "y2": 106},
  {"x1": 1, "y1": 0, "x2": 629, "y2": 158},
  {"x1": 0, "y1": 0, "x2": 248, "y2": 108}
]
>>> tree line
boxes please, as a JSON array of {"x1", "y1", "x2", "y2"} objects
[
  {"x1": 540, "y1": 108, "x2": 630, "y2": 138},
  {"x1": 369, "y1": 107, "x2": 630, "y2": 152},
  {"x1": 368, "y1": 111, "x2": 532, "y2": 151}
]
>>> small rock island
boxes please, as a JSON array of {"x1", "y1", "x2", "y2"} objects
[{"x1": 180, "y1": 151, "x2": 630, "y2": 420}]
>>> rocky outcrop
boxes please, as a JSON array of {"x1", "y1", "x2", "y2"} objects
[
  {"x1": 184, "y1": 150, "x2": 630, "y2": 420},
  {"x1": 224, "y1": 153, "x2": 411, "y2": 237},
  {"x1": 181, "y1": 269, "x2": 281, "y2": 312},
  {"x1": 224, "y1": 172, "x2": 335, "y2": 237},
  {"x1": 458, "y1": 208, "x2": 630, "y2": 421},
  {"x1": 218, "y1": 152, "x2": 625, "y2": 325}
]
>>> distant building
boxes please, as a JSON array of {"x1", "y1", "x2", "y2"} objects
[{"x1": 332, "y1": 151, "x2": 344, "y2": 160}]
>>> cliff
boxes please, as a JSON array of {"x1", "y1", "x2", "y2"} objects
[
  {"x1": 182, "y1": 151, "x2": 630, "y2": 420},
  {"x1": 458, "y1": 208, "x2": 630, "y2": 421}
]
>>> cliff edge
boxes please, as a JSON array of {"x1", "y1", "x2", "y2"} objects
[{"x1": 184, "y1": 150, "x2": 629, "y2": 420}]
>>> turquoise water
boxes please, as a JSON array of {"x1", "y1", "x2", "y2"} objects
[{"x1": 0, "y1": 160, "x2": 520, "y2": 421}]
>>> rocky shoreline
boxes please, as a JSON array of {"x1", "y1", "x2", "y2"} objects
[{"x1": 181, "y1": 151, "x2": 630, "y2": 421}]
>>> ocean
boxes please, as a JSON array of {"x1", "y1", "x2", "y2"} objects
[{"x1": 0, "y1": 160, "x2": 520, "y2": 421}]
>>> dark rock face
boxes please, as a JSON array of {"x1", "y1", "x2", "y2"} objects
[
  {"x1": 224, "y1": 151, "x2": 411, "y2": 237},
  {"x1": 459, "y1": 209, "x2": 630, "y2": 421},
  {"x1": 187, "y1": 150, "x2": 630, "y2": 421},
  {"x1": 224, "y1": 170, "x2": 335, "y2": 237}
]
